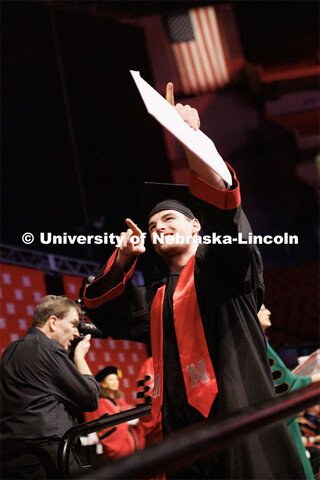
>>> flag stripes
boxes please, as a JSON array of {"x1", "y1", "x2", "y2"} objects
[{"x1": 164, "y1": 7, "x2": 230, "y2": 95}]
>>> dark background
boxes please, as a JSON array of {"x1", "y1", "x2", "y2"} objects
[
  {"x1": 1, "y1": 0, "x2": 319, "y2": 267},
  {"x1": 1, "y1": 1, "x2": 319, "y2": 348},
  {"x1": 1, "y1": 1, "x2": 171, "y2": 264}
]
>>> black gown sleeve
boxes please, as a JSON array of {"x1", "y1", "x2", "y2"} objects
[
  {"x1": 190, "y1": 166, "x2": 264, "y2": 309},
  {"x1": 84, "y1": 254, "x2": 154, "y2": 344}
]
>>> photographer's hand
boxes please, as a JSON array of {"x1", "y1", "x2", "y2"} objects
[{"x1": 74, "y1": 334, "x2": 94, "y2": 375}]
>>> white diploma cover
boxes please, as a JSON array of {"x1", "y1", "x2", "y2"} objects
[{"x1": 130, "y1": 70, "x2": 232, "y2": 186}]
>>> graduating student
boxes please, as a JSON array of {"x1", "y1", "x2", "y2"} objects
[{"x1": 84, "y1": 83, "x2": 305, "y2": 479}]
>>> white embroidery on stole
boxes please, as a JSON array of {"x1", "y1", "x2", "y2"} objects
[{"x1": 186, "y1": 359, "x2": 210, "y2": 388}]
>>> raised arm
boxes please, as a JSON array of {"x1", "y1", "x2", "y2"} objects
[
  {"x1": 84, "y1": 218, "x2": 145, "y2": 300},
  {"x1": 115, "y1": 218, "x2": 146, "y2": 270},
  {"x1": 73, "y1": 334, "x2": 95, "y2": 376},
  {"x1": 165, "y1": 82, "x2": 226, "y2": 190}
]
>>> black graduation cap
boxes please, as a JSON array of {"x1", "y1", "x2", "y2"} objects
[
  {"x1": 138, "y1": 182, "x2": 202, "y2": 233},
  {"x1": 95, "y1": 366, "x2": 122, "y2": 382}
]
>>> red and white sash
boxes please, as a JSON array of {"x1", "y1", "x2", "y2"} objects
[{"x1": 150, "y1": 255, "x2": 218, "y2": 426}]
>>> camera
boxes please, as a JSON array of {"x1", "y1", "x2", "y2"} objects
[{"x1": 78, "y1": 319, "x2": 106, "y2": 339}]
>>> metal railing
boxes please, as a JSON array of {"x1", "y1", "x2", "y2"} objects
[
  {"x1": 58, "y1": 405, "x2": 152, "y2": 478},
  {"x1": 69, "y1": 382, "x2": 319, "y2": 480}
]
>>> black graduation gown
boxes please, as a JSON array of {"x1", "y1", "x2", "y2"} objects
[{"x1": 84, "y1": 171, "x2": 305, "y2": 479}]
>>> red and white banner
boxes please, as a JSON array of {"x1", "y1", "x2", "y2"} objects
[
  {"x1": 0, "y1": 267, "x2": 148, "y2": 405},
  {"x1": 0, "y1": 264, "x2": 47, "y2": 353}
]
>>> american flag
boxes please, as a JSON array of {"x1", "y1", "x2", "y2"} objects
[{"x1": 163, "y1": 6, "x2": 230, "y2": 95}]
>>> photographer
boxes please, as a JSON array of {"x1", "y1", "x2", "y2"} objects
[{"x1": 0, "y1": 295, "x2": 99, "y2": 479}]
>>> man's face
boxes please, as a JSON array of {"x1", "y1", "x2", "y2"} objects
[
  {"x1": 148, "y1": 209, "x2": 200, "y2": 257},
  {"x1": 52, "y1": 307, "x2": 80, "y2": 351}
]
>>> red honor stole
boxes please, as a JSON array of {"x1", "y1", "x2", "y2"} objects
[{"x1": 150, "y1": 255, "x2": 218, "y2": 426}]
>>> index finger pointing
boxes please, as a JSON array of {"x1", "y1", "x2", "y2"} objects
[
  {"x1": 125, "y1": 218, "x2": 143, "y2": 236},
  {"x1": 165, "y1": 82, "x2": 175, "y2": 106}
]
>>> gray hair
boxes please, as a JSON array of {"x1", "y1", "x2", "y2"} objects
[{"x1": 32, "y1": 295, "x2": 80, "y2": 327}]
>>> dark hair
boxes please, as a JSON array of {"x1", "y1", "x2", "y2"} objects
[{"x1": 32, "y1": 295, "x2": 81, "y2": 328}]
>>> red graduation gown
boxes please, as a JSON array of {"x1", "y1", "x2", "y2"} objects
[{"x1": 84, "y1": 397, "x2": 145, "y2": 460}]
